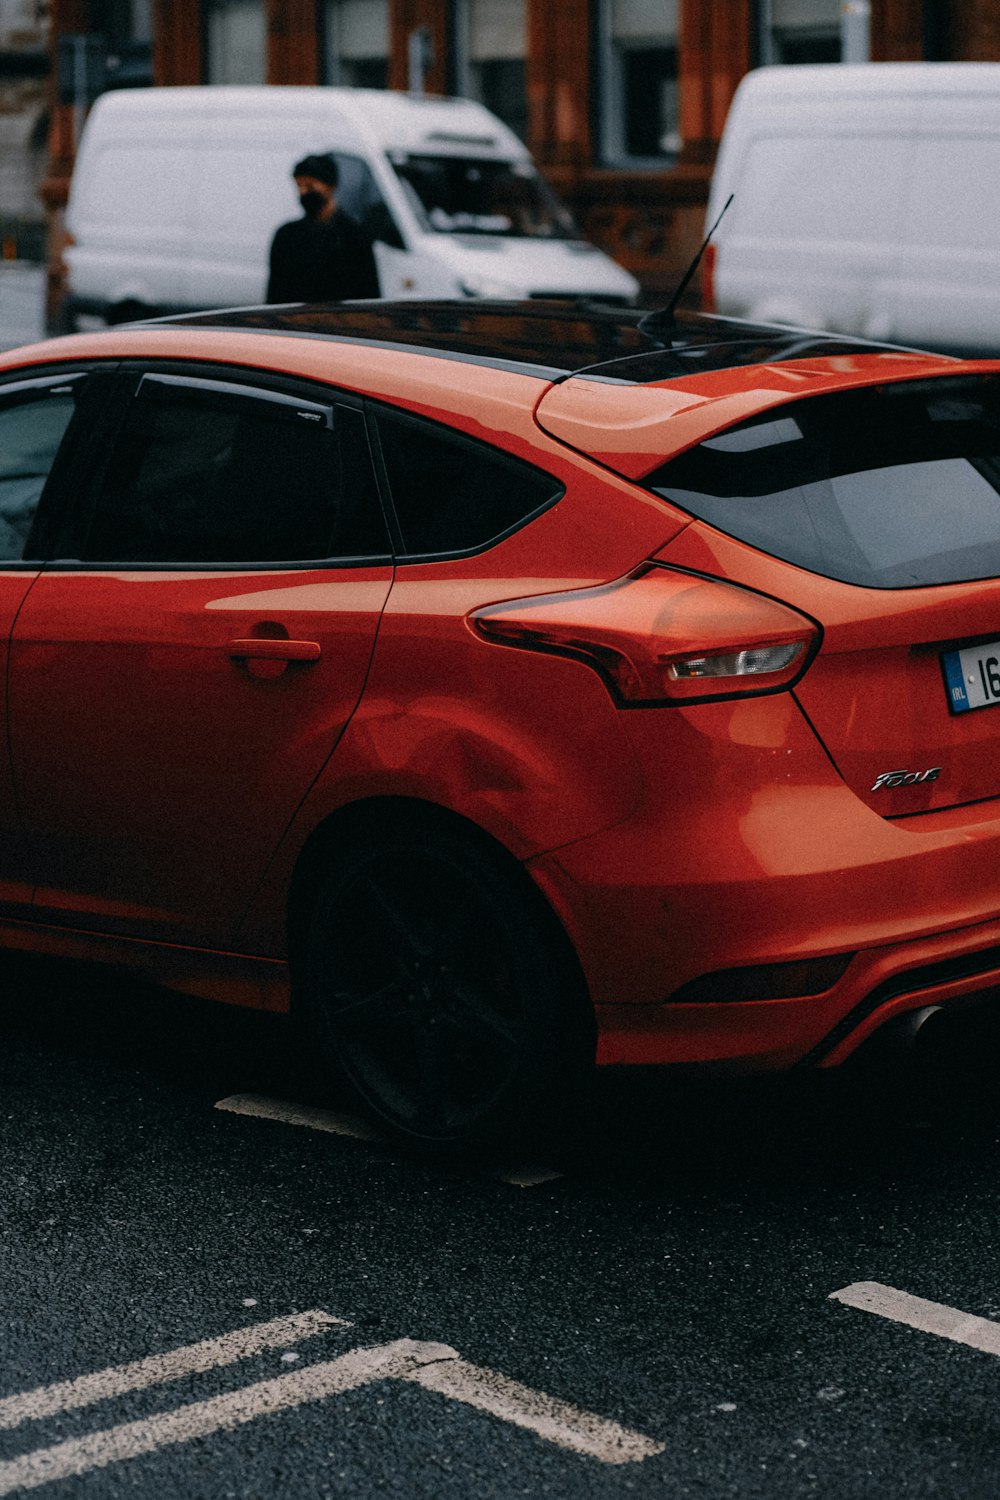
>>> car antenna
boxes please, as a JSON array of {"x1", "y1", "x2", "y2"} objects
[{"x1": 638, "y1": 193, "x2": 734, "y2": 342}]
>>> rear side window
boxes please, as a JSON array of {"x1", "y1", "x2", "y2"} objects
[
  {"x1": 373, "y1": 408, "x2": 562, "y2": 557},
  {"x1": 82, "y1": 377, "x2": 389, "y2": 566},
  {"x1": 0, "y1": 375, "x2": 82, "y2": 561},
  {"x1": 331, "y1": 153, "x2": 405, "y2": 249},
  {"x1": 647, "y1": 377, "x2": 1000, "y2": 589}
]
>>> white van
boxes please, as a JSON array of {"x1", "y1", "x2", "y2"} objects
[
  {"x1": 61, "y1": 85, "x2": 638, "y2": 327},
  {"x1": 705, "y1": 63, "x2": 1000, "y2": 355}
]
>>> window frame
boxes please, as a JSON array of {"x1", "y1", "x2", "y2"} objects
[
  {"x1": 753, "y1": 0, "x2": 844, "y2": 66},
  {"x1": 365, "y1": 398, "x2": 564, "y2": 563},
  {"x1": 0, "y1": 364, "x2": 118, "y2": 567},
  {"x1": 594, "y1": 0, "x2": 681, "y2": 169},
  {"x1": 319, "y1": 0, "x2": 390, "y2": 88},
  {"x1": 46, "y1": 362, "x2": 394, "y2": 572},
  {"x1": 202, "y1": 0, "x2": 266, "y2": 84},
  {"x1": 451, "y1": 0, "x2": 528, "y2": 143}
]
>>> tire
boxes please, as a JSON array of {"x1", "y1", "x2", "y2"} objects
[{"x1": 301, "y1": 825, "x2": 589, "y2": 1157}]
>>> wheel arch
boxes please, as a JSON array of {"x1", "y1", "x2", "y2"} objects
[{"x1": 286, "y1": 794, "x2": 595, "y2": 1047}]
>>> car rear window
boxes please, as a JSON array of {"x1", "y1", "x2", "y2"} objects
[
  {"x1": 373, "y1": 408, "x2": 562, "y2": 557},
  {"x1": 646, "y1": 376, "x2": 1000, "y2": 589}
]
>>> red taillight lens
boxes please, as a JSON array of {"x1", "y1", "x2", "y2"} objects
[
  {"x1": 702, "y1": 240, "x2": 717, "y2": 312},
  {"x1": 470, "y1": 566, "x2": 819, "y2": 706}
]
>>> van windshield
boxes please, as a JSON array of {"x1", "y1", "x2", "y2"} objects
[{"x1": 388, "y1": 153, "x2": 578, "y2": 239}]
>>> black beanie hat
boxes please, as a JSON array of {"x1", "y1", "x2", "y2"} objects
[{"x1": 293, "y1": 152, "x2": 339, "y2": 187}]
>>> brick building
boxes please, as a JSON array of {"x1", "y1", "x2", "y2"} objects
[
  {"x1": 0, "y1": 0, "x2": 49, "y2": 259},
  {"x1": 39, "y1": 0, "x2": 1000, "y2": 303}
]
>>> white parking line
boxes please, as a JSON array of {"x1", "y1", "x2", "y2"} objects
[
  {"x1": 830, "y1": 1281, "x2": 1000, "y2": 1357},
  {"x1": 0, "y1": 1340, "x2": 440, "y2": 1497},
  {"x1": 214, "y1": 1094, "x2": 564, "y2": 1187},
  {"x1": 0, "y1": 1334, "x2": 663, "y2": 1492},
  {"x1": 494, "y1": 1166, "x2": 564, "y2": 1188},
  {"x1": 0, "y1": 1310, "x2": 346, "y2": 1432},
  {"x1": 215, "y1": 1094, "x2": 378, "y2": 1141},
  {"x1": 407, "y1": 1354, "x2": 665, "y2": 1464}
]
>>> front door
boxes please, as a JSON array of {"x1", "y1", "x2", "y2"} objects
[
  {"x1": 0, "y1": 368, "x2": 103, "y2": 909},
  {"x1": 8, "y1": 368, "x2": 393, "y2": 947}
]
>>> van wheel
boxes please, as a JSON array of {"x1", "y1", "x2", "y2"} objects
[{"x1": 301, "y1": 826, "x2": 589, "y2": 1158}]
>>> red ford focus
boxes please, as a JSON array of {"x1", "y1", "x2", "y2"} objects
[{"x1": 3, "y1": 300, "x2": 1000, "y2": 1152}]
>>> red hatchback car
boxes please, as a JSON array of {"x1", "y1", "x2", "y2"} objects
[{"x1": 3, "y1": 300, "x2": 1000, "y2": 1151}]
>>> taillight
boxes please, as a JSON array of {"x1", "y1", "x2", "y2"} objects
[
  {"x1": 702, "y1": 240, "x2": 717, "y2": 313},
  {"x1": 470, "y1": 566, "x2": 819, "y2": 706}
]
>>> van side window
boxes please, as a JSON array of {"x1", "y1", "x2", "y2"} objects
[
  {"x1": 373, "y1": 408, "x2": 562, "y2": 557},
  {"x1": 0, "y1": 376, "x2": 83, "y2": 562},
  {"x1": 81, "y1": 378, "x2": 390, "y2": 566},
  {"x1": 331, "y1": 153, "x2": 405, "y2": 249}
]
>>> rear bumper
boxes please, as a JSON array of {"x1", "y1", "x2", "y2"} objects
[
  {"x1": 592, "y1": 914, "x2": 1000, "y2": 1069},
  {"x1": 524, "y1": 696, "x2": 1000, "y2": 1071}
]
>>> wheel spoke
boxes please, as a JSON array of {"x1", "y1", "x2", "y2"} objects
[
  {"x1": 325, "y1": 977, "x2": 408, "y2": 1026},
  {"x1": 361, "y1": 874, "x2": 429, "y2": 963},
  {"x1": 442, "y1": 977, "x2": 522, "y2": 1056}
]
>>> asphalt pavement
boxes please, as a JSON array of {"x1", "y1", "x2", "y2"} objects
[{"x1": 3, "y1": 955, "x2": 1000, "y2": 1498}]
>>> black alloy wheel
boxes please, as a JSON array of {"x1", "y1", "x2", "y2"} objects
[{"x1": 303, "y1": 826, "x2": 586, "y2": 1155}]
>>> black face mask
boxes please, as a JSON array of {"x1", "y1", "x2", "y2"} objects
[{"x1": 299, "y1": 191, "x2": 326, "y2": 218}]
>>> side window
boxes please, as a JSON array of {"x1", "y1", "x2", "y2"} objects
[
  {"x1": 0, "y1": 376, "x2": 82, "y2": 562},
  {"x1": 331, "y1": 152, "x2": 406, "y2": 249},
  {"x1": 373, "y1": 408, "x2": 562, "y2": 556},
  {"x1": 81, "y1": 377, "x2": 390, "y2": 565}
]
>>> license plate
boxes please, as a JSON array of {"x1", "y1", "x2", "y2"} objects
[{"x1": 943, "y1": 641, "x2": 1000, "y2": 713}]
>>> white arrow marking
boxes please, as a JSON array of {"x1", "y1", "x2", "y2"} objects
[
  {"x1": 830, "y1": 1281, "x2": 1000, "y2": 1357},
  {"x1": 0, "y1": 1309, "x2": 346, "y2": 1432},
  {"x1": 0, "y1": 1332, "x2": 663, "y2": 1491}
]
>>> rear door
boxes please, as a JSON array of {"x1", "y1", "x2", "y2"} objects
[{"x1": 8, "y1": 367, "x2": 393, "y2": 946}]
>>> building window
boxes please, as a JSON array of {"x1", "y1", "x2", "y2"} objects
[
  {"x1": 757, "y1": 0, "x2": 842, "y2": 64},
  {"x1": 454, "y1": 0, "x2": 527, "y2": 143},
  {"x1": 204, "y1": 0, "x2": 266, "y2": 84},
  {"x1": 322, "y1": 0, "x2": 389, "y2": 88},
  {"x1": 104, "y1": 0, "x2": 154, "y2": 88},
  {"x1": 598, "y1": 0, "x2": 680, "y2": 166}
]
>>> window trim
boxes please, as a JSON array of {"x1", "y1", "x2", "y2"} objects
[
  {"x1": 365, "y1": 397, "x2": 564, "y2": 563},
  {"x1": 52, "y1": 364, "x2": 394, "y2": 572},
  {"x1": 0, "y1": 364, "x2": 119, "y2": 568}
]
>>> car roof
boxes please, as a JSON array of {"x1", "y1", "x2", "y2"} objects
[
  {"x1": 145, "y1": 299, "x2": 924, "y2": 384},
  {"x1": 2, "y1": 300, "x2": 981, "y2": 483}
]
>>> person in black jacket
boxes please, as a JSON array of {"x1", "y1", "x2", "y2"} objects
[{"x1": 267, "y1": 152, "x2": 380, "y2": 303}]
